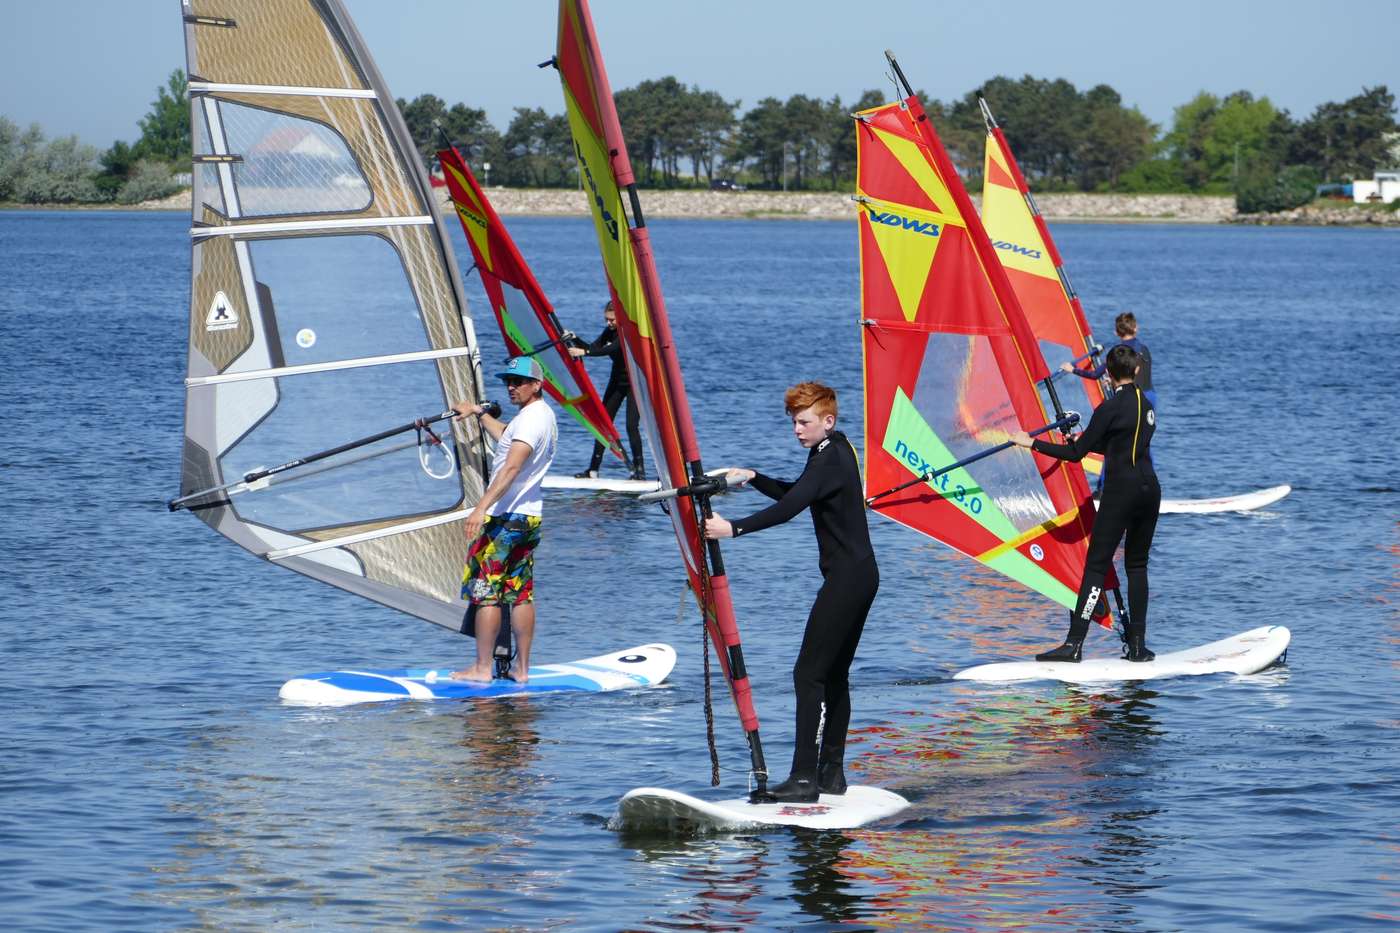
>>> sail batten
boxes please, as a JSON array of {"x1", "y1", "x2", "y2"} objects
[{"x1": 175, "y1": 0, "x2": 488, "y2": 633}]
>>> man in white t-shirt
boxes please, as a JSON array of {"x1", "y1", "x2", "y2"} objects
[{"x1": 450, "y1": 355, "x2": 558, "y2": 683}]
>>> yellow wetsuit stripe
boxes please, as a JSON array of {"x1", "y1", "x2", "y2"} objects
[{"x1": 1131, "y1": 386, "x2": 1142, "y2": 467}]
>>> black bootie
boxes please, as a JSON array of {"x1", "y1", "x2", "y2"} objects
[
  {"x1": 817, "y1": 761, "x2": 847, "y2": 796},
  {"x1": 1124, "y1": 621, "x2": 1155, "y2": 663},
  {"x1": 629, "y1": 460, "x2": 646, "y2": 480},
  {"x1": 769, "y1": 771, "x2": 819, "y2": 803},
  {"x1": 1036, "y1": 616, "x2": 1090, "y2": 663}
]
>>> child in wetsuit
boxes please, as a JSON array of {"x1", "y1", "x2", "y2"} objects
[
  {"x1": 1015, "y1": 344, "x2": 1161, "y2": 662},
  {"x1": 704, "y1": 382, "x2": 878, "y2": 802}
]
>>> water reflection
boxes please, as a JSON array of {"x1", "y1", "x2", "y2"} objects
[{"x1": 836, "y1": 685, "x2": 1165, "y2": 929}]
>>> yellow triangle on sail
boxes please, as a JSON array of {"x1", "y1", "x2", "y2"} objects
[
  {"x1": 863, "y1": 202, "x2": 942, "y2": 324},
  {"x1": 871, "y1": 124, "x2": 957, "y2": 217},
  {"x1": 443, "y1": 161, "x2": 493, "y2": 273}
]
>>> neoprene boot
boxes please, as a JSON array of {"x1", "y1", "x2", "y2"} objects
[
  {"x1": 1036, "y1": 615, "x2": 1090, "y2": 663},
  {"x1": 817, "y1": 761, "x2": 847, "y2": 796},
  {"x1": 629, "y1": 460, "x2": 645, "y2": 481},
  {"x1": 769, "y1": 771, "x2": 819, "y2": 803},
  {"x1": 1124, "y1": 621, "x2": 1155, "y2": 663}
]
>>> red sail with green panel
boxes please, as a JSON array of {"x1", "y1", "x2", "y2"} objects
[
  {"x1": 437, "y1": 144, "x2": 623, "y2": 459},
  {"x1": 980, "y1": 100, "x2": 1108, "y2": 477},
  {"x1": 555, "y1": 0, "x2": 768, "y2": 767},
  {"x1": 856, "y1": 96, "x2": 1115, "y2": 623}
]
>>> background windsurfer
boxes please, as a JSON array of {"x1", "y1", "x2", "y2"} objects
[
  {"x1": 1061, "y1": 311, "x2": 1157, "y2": 410},
  {"x1": 704, "y1": 382, "x2": 878, "y2": 803},
  {"x1": 568, "y1": 300, "x2": 645, "y2": 479},
  {"x1": 451, "y1": 356, "x2": 559, "y2": 683},
  {"x1": 1014, "y1": 344, "x2": 1161, "y2": 662}
]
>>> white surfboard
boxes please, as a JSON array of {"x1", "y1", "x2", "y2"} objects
[
  {"x1": 614, "y1": 784, "x2": 910, "y2": 832},
  {"x1": 1093, "y1": 484, "x2": 1291, "y2": 515},
  {"x1": 1159, "y1": 484, "x2": 1291, "y2": 514},
  {"x1": 542, "y1": 474, "x2": 661, "y2": 494},
  {"x1": 279, "y1": 643, "x2": 676, "y2": 706},
  {"x1": 953, "y1": 625, "x2": 1290, "y2": 684},
  {"x1": 543, "y1": 467, "x2": 736, "y2": 497}
]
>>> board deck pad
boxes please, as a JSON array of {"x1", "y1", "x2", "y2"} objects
[
  {"x1": 1095, "y1": 484, "x2": 1291, "y2": 515},
  {"x1": 614, "y1": 785, "x2": 910, "y2": 832},
  {"x1": 280, "y1": 643, "x2": 676, "y2": 706},
  {"x1": 954, "y1": 625, "x2": 1290, "y2": 684}
]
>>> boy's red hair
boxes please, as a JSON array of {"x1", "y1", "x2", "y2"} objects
[{"x1": 785, "y1": 381, "x2": 838, "y2": 420}]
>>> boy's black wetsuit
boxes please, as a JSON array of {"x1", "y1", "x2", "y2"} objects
[
  {"x1": 1032, "y1": 384, "x2": 1161, "y2": 660},
  {"x1": 730, "y1": 431, "x2": 878, "y2": 794},
  {"x1": 578, "y1": 325, "x2": 643, "y2": 474}
]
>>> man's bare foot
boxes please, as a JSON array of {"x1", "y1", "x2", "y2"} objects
[
  {"x1": 449, "y1": 663, "x2": 495, "y2": 682},
  {"x1": 506, "y1": 665, "x2": 529, "y2": 684}
]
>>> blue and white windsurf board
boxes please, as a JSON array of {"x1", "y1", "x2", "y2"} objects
[
  {"x1": 614, "y1": 785, "x2": 910, "y2": 832},
  {"x1": 280, "y1": 643, "x2": 675, "y2": 706}
]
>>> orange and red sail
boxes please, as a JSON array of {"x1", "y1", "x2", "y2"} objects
[
  {"x1": 856, "y1": 91, "x2": 1115, "y2": 620},
  {"x1": 437, "y1": 144, "x2": 623, "y2": 458},
  {"x1": 979, "y1": 100, "x2": 1109, "y2": 475},
  {"x1": 555, "y1": 0, "x2": 767, "y2": 772}
]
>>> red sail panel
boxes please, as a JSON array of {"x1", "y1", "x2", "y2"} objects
[
  {"x1": 556, "y1": 0, "x2": 762, "y2": 733},
  {"x1": 856, "y1": 97, "x2": 1115, "y2": 619},
  {"x1": 438, "y1": 145, "x2": 623, "y2": 458},
  {"x1": 980, "y1": 108, "x2": 1109, "y2": 477}
]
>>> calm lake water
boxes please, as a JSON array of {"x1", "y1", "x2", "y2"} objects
[{"x1": 2, "y1": 209, "x2": 1397, "y2": 931}]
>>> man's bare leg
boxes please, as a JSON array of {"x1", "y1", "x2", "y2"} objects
[
  {"x1": 508, "y1": 602, "x2": 535, "y2": 683},
  {"x1": 451, "y1": 605, "x2": 500, "y2": 681}
]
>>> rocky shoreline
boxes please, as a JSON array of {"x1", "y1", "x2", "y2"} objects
[{"x1": 8, "y1": 188, "x2": 1397, "y2": 225}]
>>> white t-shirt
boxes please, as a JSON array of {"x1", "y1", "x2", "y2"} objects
[{"x1": 487, "y1": 399, "x2": 557, "y2": 517}]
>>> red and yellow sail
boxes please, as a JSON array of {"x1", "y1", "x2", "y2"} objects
[
  {"x1": 980, "y1": 100, "x2": 1108, "y2": 475},
  {"x1": 856, "y1": 95, "x2": 1115, "y2": 620},
  {"x1": 437, "y1": 144, "x2": 622, "y2": 458},
  {"x1": 555, "y1": 0, "x2": 766, "y2": 755}
]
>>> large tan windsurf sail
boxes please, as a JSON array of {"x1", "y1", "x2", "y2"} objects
[{"x1": 170, "y1": 0, "x2": 490, "y2": 632}]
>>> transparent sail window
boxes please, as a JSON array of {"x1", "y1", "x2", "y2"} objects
[
  {"x1": 245, "y1": 235, "x2": 435, "y2": 367},
  {"x1": 912, "y1": 332, "x2": 1057, "y2": 533},
  {"x1": 190, "y1": 102, "x2": 227, "y2": 217},
  {"x1": 1038, "y1": 338, "x2": 1098, "y2": 426},
  {"x1": 215, "y1": 100, "x2": 370, "y2": 217},
  {"x1": 218, "y1": 360, "x2": 463, "y2": 531}
]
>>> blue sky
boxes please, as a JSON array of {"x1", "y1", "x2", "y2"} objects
[{"x1": 3, "y1": 1, "x2": 1396, "y2": 148}]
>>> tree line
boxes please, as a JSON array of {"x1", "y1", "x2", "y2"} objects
[{"x1": 4, "y1": 68, "x2": 1396, "y2": 215}]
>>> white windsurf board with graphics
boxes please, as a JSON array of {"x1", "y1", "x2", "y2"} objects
[
  {"x1": 614, "y1": 785, "x2": 910, "y2": 832},
  {"x1": 954, "y1": 625, "x2": 1290, "y2": 684}
]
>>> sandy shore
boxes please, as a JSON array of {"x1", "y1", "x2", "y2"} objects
[{"x1": 9, "y1": 188, "x2": 1396, "y2": 225}]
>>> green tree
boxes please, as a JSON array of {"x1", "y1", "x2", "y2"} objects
[
  {"x1": 1290, "y1": 85, "x2": 1398, "y2": 180},
  {"x1": 118, "y1": 158, "x2": 181, "y2": 204},
  {"x1": 1076, "y1": 85, "x2": 1156, "y2": 189},
  {"x1": 12, "y1": 133, "x2": 101, "y2": 203},
  {"x1": 733, "y1": 97, "x2": 786, "y2": 188},
  {"x1": 132, "y1": 70, "x2": 191, "y2": 164},
  {"x1": 501, "y1": 107, "x2": 573, "y2": 187},
  {"x1": 398, "y1": 94, "x2": 501, "y2": 170},
  {"x1": 783, "y1": 94, "x2": 828, "y2": 189}
]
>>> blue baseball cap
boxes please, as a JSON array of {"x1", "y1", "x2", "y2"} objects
[{"x1": 495, "y1": 356, "x2": 544, "y2": 382}]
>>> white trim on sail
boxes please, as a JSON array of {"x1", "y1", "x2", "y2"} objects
[
  {"x1": 191, "y1": 215, "x2": 434, "y2": 238},
  {"x1": 189, "y1": 81, "x2": 377, "y2": 99},
  {"x1": 187, "y1": 346, "x2": 476, "y2": 387},
  {"x1": 265, "y1": 508, "x2": 470, "y2": 560}
]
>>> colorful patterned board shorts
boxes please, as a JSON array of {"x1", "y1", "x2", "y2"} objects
[{"x1": 461, "y1": 513, "x2": 543, "y2": 607}]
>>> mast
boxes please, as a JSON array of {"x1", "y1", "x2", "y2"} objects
[{"x1": 555, "y1": 0, "x2": 771, "y2": 798}]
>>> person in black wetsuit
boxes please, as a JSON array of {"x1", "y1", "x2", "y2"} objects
[
  {"x1": 567, "y1": 300, "x2": 645, "y2": 479},
  {"x1": 704, "y1": 382, "x2": 878, "y2": 803},
  {"x1": 1061, "y1": 311, "x2": 1157, "y2": 410},
  {"x1": 1013, "y1": 344, "x2": 1161, "y2": 662}
]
